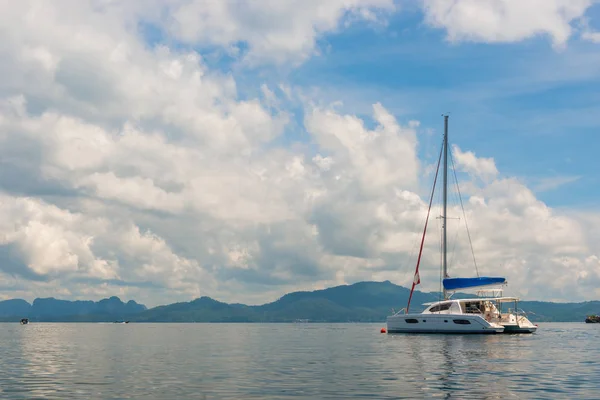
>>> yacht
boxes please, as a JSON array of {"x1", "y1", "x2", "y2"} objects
[
  {"x1": 586, "y1": 315, "x2": 600, "y2": 323},
  {"x1": 386, "y1": 115, "x2": 537, "y2": 334},
  {"x1": 393, "y1": 293, "x2": 537, "y2": 334}
]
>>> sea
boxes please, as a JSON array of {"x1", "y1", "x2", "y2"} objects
[{"x1": 0, "y1": 322, "x2": 597, "y2": 399}]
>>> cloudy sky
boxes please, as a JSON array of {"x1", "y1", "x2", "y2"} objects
[{"x1": 1, "y1": 0, "x2": 599, "y2": 307}]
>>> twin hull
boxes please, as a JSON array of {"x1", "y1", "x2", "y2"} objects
[{"x1": 386, "y1": 313, "x2": 504, "y2": 334}]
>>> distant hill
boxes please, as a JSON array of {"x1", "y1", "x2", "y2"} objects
[
  {"x1": 131, "y1": 281, "x2": 435, "y2": 322},
  {"x1": 129, "y1": 281, "x2": 600, "y2": 323},
  {"x1": 0, "y1": 296, "x2": 146, "y2": 322},
  {"x1": 0, "y1": 281, "x2": 598, "y2": 322},
  {"x1": 0, "y1": 299, "x2": 31, "y2": 317}
]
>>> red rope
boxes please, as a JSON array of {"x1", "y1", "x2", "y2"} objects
[{"x1": 406, "y1": 141, "x2": 443, "y2": 313}]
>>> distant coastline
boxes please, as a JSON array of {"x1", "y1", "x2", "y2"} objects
[{"x1": 2, "y1": 281, "x2": 598, "y2": 323}]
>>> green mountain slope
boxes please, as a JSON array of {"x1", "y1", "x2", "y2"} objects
[{"x1": 1, "y1": 281, "x2": 598, "y2": 322}]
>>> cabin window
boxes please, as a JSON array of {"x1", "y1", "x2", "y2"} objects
[
  {"x1": 405, "y1": 319, "x2": 419, "y2": 324},
  {"x1": 429, "y1": 303, "x2": 452, "y2": 312},
  {"x1": 463, "y1": 302, "x2": 483, "y2": 314},
  {"x1": 453, "y1": 319, "x2": 471, "y2": 325}
]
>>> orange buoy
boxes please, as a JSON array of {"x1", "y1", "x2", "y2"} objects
[{"x1": 380, "y1": 327, "x2": 386, "y2": 333}]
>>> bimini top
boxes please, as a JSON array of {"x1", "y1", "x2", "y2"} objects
[
  {"x1": 422, "y1": 296, "x2": 520, "y2": 306},
  {"x1": 443, "y1": 277, "x2": 506, "y2": 291}
]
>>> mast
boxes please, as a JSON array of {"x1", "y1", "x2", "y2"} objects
[
  {"x1": 405, "y1": 119, "x2": 444, "y2": 314},
  {"x1": 442, "y1": 114, "x2": 449, "y2": 299}
]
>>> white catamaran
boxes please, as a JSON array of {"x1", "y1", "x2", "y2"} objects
[{"x1": 386, "y1": 115, "x2": 537, "y2": 334}]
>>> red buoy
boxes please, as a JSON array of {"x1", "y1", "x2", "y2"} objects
[{"x1": 380, "y1": 327, "x2": 386, "y2": 333}]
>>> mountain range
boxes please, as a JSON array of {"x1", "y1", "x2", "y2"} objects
[
  {"x1": 0, "y1": 296, "x2": 146, "y2": 322},
  {"x1": 1, "y1": 281, "x2": 598, "y2": 323}
]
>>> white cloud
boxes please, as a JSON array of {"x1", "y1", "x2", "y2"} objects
[
  {"x1": 0, "y1": 0, "x2": 598, "y2": 307},
  {"x1": 421, "y1": 0, "x2": 595, "y2": 47},
  {"x1": 579, "y1": 15, "x2": 600, "y2": 42},
  {"x1": 533, "y1": 175, "x2": 581, "y2": 192},
  {"x1": 162, "y1": 0, "x2": 396, "y2": 65},
  {"x1": 0, "y1": 194, "x2": 109, "y2": 278},
  {"x1": 452, "y1": 145, "x2": 498, "y2": 182},
  {"x1": 305, "y1": 102, "x2": 420, "y2": 194},
  {"x1": 582, "y1": 29, "x2": 600, "y2": 42},
  {"x1": 0, "y1": 193, "x2": 215, "y2": 294}
]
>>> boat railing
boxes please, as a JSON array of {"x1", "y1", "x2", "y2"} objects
[
  {"x1": 502, "y1": 308, "x2": 533, "y2": 323},
  {"x1": 496, "y1": 314, "x2": 512, "y2": 322},
  {"x1": 476, "y1": 288, "x2": 504, "y2": 298},
  {"x1": 516, "y1": 308, "x2": 533, "y2": 321}
]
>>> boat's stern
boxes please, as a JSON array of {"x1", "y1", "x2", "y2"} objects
[
  {"x1": 486, "y1": 321, "x2": 505, "y2": 333},
  {"x1": 500, "y1": 315, "x2": 538, "y2": 333}
]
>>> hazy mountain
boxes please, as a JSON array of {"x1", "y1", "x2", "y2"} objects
[
  {"x1": 0, "y1": 299, "x2": 31, "y2": 317},
  {"x1": 0, "y1": 281, "x2": 598, "y2": 322},
  {"x1": 0, "y1": 296, "x2": 146, "y2": 322},
  {"x1": 128, "y1": 281, "x2": 600, "y2": 323}
]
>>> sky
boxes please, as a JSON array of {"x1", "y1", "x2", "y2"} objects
[{"x1": 0, "y1": 0, "x2": 599, "y2": 307}]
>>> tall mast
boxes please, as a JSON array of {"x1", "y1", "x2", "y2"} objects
[{"x1": 442, "y1": 114, "x2": 449, "y2": 299}]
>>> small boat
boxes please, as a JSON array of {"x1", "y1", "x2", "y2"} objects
[
  {"x1": 20, "y1": 318, "x2": 29, "y2": 325},
  {"x1": 386, "y1": 115, "x2": 537, "y2": 335},
  {"x1": 585, "y1": 315, "x2": 600, "y2": 323}
]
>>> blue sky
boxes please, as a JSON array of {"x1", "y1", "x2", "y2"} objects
[
  {"x1": 141, "y1": 2, "x2": 600, "y2": 211},
  {"x1": 2, "y1": 0, "x2": 600, "y2": 305},
  {"x1": 253, "y1": 5, "x2": 600, "y2": 209}
]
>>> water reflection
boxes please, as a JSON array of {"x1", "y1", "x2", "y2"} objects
[
  {"x1": 438, "y1": 337, "x2": 457, "y2": 397},
  {"x1": 0, "y1": 323, "x2": 598, "y2": 399}
]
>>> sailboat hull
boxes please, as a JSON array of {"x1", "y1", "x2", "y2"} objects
[
  {"x1": 386, "y1": 313, "x2": 504, "y2": 334},
  {"x1": 499, "y1": 316, "x2": 538, "y2": 334},
  {"x1": 500, "y1": 324, "x2": 536, "y2": 334}
]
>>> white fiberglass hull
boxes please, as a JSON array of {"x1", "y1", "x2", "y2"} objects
[
  {"x1": 386, "y1": 313, "x2": 504, "y2": 334},
  {"x1": 501, "y1": 324, "x2": 537, "y2": 334},
  {"x1": 499, "y1": 317, "x2": 538, "y2": 334}
]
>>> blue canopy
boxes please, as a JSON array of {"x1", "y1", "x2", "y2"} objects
[{"x1": 443, "y1": 277, "x2": 506, "y2": 291}]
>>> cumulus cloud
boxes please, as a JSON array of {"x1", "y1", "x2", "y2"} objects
[
  {"x1": 161, "y1": 0, "x2": 396, "y2": 65},
  {"x1": 452, "y1": 144, "x2": 498, "y2": 182},
  {"x1": 421, "y1": 0, "x2": 595, "y2": 47},
  {"x1": 0, "y1": 0, "x2": 597, "y2": 306}
]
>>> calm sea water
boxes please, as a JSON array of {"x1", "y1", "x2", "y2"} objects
[{"x1": 0, "y1": 322, "x2": 598, "y2": 399}]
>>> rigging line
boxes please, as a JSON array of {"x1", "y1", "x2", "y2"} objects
[
  {"x1": 438, "y1": 164, "x2": 444, "y2": 303},
  {"x1": 449, "y1": 147, "x2": 480, "y2": 278},
  {"x1": 400, "y1": 172, "x2": 438, "y2": 284},
  {"x1": 433, "y1": 152, "x2": 442, "y2": 303},
  {"x1": 393, "y1": 173, "x2": 435, "y2": 284},
  {"x1": 401, "y1": 232, "x2": 419, "y2": 282},
  {"x1": 441, "y1": 172, "x2": 453, "y2": 273},
  {"x1": 448, "y1": 185, "x2": 461, "y2": 268},
  {"x1": 438, "y1": 159, "x2": 449, "y2": 301},
  {"x1": 434, "y1": 129, "x2": 452, "y2": 303},
  {"x1": 448, "y1": 221, "x2": 460, "y2": 268},
  {"x1": 438, "y1": 205, "x2": 443, "y2": 303},
  {"x1": 406, "y1": 135, "x2": 444, "y2": 314},
  {"x1": 408, "y1": 147, "x2": 447, "y2": 265},
  {"x1": 403, "y1": 219, "x2": 421, "y2": 266}
]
